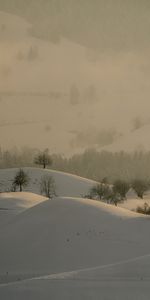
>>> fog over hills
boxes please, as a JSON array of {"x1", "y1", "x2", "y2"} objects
[
  {"x1": 1, "y1": 4, "x2": 150, "y2": 298},
  {"x1": 0, "y1": 1, "x2": 150, "y2": 155}
]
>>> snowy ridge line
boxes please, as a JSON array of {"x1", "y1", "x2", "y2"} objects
[
  {"x1": 1, "y1": 252, "x2": 150, "y2": 287},
  {"x1": 36, "y1": 252, "x2": 150, "y2": 280}
]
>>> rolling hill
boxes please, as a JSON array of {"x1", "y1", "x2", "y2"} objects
[
  {"x1": 0, "y1": 191, "x2": 47, "y2": 227},
  {"x1": 0, "y1": 167, "x2": 96, "y2": 197},
  {"x1": 0, "y1": 167, "x2": 149, "y2": 298},
  {"x1": 0, "y1": 167, "x2": 96, "y2": 228},
  {"x1": 0, "y1": 196, "x2": 147, "y2": 284}
]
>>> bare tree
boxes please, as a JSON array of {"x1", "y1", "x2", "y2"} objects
[
  {"x1": 40, "y1": 175, "x2": 56, "y2": 199},
  {"x1": 90, "y1": 183, "x2": 110, "y2": 200},
  {"x1": 13, "y1": 169, "x2": 30, "y2": 192},
  {"x1": 132, "y1": 179, "x2": 149, "y2": 199},
  {"x1": 107, "y1": 191, "x2": 122, "y2": 206},
  {"x1": 34, "y1": 149, "x2": 52, "y2": 169},
  {"x1": 113, "y1": 180, "x2": 130, "y2": 200},
  {"x1": 87, "y1": 183, "x2": 122, "y2": 206}
]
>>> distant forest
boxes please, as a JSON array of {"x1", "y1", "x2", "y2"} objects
[{"x1": 1, "y1": 147, "x2": 150, "y2": 183}]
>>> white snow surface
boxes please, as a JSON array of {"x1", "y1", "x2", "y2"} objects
[
  {"x1": 0, "y1": 191, "x2": 47, "y2": 227},
  {"x1": 0, "y1": 167, "x2": 95, "y2": 228},
  {"x1": 0, "y1": 167, "x2": 95, "y2": 197},
  {"x1": 0, "y1": 192, "x2": 47, "y2": 210},
  {"x1": 0, "y1": 197, "x2": 149, "y2": 280},
  {"x1": 0, "y1": 168, "x2": 150, "y2": 298}
]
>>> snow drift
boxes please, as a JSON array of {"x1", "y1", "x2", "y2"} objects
[{"x1": 0, "y1": 196, "x2": 147, "y2": 284}]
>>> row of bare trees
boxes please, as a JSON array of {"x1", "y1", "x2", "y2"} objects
[
  {"x1": 85, "y1": 179, "x2": 150, "y2": 206},
  {"x1": 11, "y1": 149, "x2": 55, "y2": 197},
  {"x1": 2, "y1": 148, "x2": 150, "y2": 213},
  {"x1": 12, "y1": 169, "x2": 56, "y2": 199}
]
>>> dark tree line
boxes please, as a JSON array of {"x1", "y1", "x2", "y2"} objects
[
  {"x1": 1, "y1": 147, "x2": 150, "y2": 185},
  {"x1": 51, "y1": 149, "x2": 150, "y2": 183},
  {"x1": 86, "y1": 178, "x2": 150, "y2": 206}
]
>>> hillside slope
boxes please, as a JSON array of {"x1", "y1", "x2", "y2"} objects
[
  {"x1": 0, "y1": 192, "x2": 47, "y2": 210},
  {"x1": 0, "y1": 191, "x2": 47, "y2": 227},
  {"x1": 1, "y1": 252, "x2": 148, "y2": 300},
  {"x1": 0, "y1": 196, "x2": 147, "y2": 284},
  {"x1": 0, "y1": 167, "x2": 96, "y2": 197}
]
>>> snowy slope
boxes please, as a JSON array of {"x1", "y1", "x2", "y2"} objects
[
  {"x1": 0, "y1": 167, "x2": 96, "y2": 229},
  {"x1": 5, "y1": 252, "x2": 148, "y2": 300},
  {"x1": 0, "y1": 167, "x2": 96, "y2": 197},
  {"x1": 0, "y1": 196, "x2": 147, "y2": 284},
  {"x1": 0, "y1": 169, "x2": 149, "y2": 298},
  {"x1": 0, "y1": 166, "x2": 149, "y2": 217},
  {"x1": 0, "y1": 274, "x2": 149, "y2": 300},
  {"x1": 0, "y1": 192, "x2": 47, "y2": 228},
  {"x1": 0, "y1": 166, "x2": 150, "y2": 217},
  {"x1": 0, "y1": 192, "x2": 47, "y2": 210},
  {"x1": 120, "y1": 196, "x2": 150, "y2": 211}
]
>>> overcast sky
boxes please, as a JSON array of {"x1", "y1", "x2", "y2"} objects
[{"x1": 0, "y1": 1, "x2": 150, "y2": 155}]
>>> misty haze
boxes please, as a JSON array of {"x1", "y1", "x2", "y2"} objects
[
  {"x1": 0, "y1": 1, "x2": 150, "y2": 155},
  {"x1": 0, "y1": 1, "x2": 150, "y2": 299}
]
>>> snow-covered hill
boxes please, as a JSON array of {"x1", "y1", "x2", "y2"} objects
[
  {"x1": 0, "y1": 167, "x2": 149, "y2": 298},
  {"x1": 0, "y1": 191, "x2": 47, "y2": 228},
  {"x1": 0, "y1": 196, "x2": 146, "y2": 283},
  {"x1": 0, "y1": 166, "x2": 97, "y2": 230},
  {"x1": 0, "y1": 167, "x2": 96, "y2": 197},
  {"x1": 0, "y1": 167, "x2": 96, "y2": 227},
  {"x1": 0, "y1": 267, "x2": 149, "y2": 300},
  {"x1": 0, "y1": 192, "x2": 47, "y2": 210},
  {"x1": 0, "y1": 166, "x2": 150, "y2": 213}
]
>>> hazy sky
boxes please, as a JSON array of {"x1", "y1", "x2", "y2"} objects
[{"x1": 0, "y1": 1, "x2": 150, "y2": 155}]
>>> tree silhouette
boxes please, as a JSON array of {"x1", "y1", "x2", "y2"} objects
[
  {"x1": 40, "y1": 175, "x2": 56, "y2": 199},
  {"x1": 34, "y1": 149, "x2": 52, "y2": 169},
  {"x1": 132, "y1": 179, "x2": 149, "y2": 199},
  {"x1": 90, "y1": 183, "x2": 110, "y2": 200},
  {"x1": 13, "y1": 169, "x2": 30, "y2": 192},
  {"x1": 113, "y1": 180, "x2": 130, "y2": 200}
]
